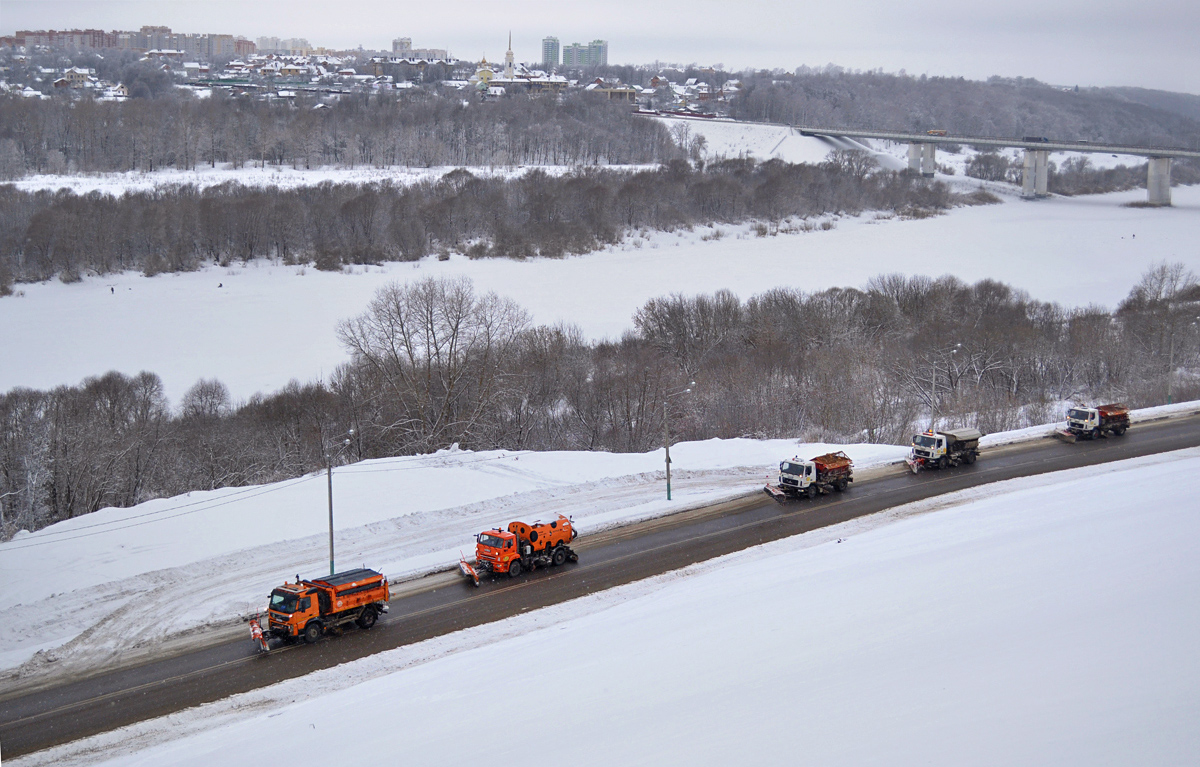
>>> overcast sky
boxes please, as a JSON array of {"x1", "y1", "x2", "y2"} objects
[{"x1": 5, "y1": 0, "x2": 1198, "y2": 94}]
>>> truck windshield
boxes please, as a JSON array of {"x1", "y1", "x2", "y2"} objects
[
  {"x1": 270, "y1": 591, "x2": 298, "y2": 614},
  {"x1": 913, "y1": 435, "x2": 938, "y2": 448},
  {"x1": 781, "y1": 462, "x2": 805, "y2": 475},
  {"x1": 1068, "y1": 409, "x2": 1091, "y2": 420},
  {"x1": 478, "y1": 533, "x2": 506, "y2": 548}
]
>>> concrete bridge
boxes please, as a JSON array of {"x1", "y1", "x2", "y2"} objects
[{"x1": 798, "y1": 127, "x2": 1200, "y2": 205}]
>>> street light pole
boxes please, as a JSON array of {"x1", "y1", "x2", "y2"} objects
[
  {"x1": 325, "y1": 430, "x2": 354, "y2": 577},
  {"x1": 664, "y1": 383, "x2": 695, "y2": 501}
]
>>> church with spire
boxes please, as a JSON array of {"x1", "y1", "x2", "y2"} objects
[{"x1": 468, "y1": 33, "x2": 569, "y2": 96}]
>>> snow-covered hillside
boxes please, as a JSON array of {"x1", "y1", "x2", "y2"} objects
[
  {"x1": 18, "y1": 446, "x2": 1200, "y2": 767},
  {"x1": 3, "y1": 182, "x2": 1196, "y2": 404}
]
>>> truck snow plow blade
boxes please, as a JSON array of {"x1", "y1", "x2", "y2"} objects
[
  {"x1": 459, "y1": 559, "x2": 480, "y2": 587},
  {"x1": 1053, "y1": 429, "x2": 1077, "y2": 444},
  {"x1": 905, "y1": 457, "x2": 922, "y2": 474},
  {"x1": 763, "y1": 484, "x2": 791, "y2": 503}
]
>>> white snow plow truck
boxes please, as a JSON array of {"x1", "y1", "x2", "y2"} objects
[
  {"x1": 764, "y1": 451, "x2": 853, "y2": 501},
  {"x1": 906, "y1": 427, "x2": 982, "y2": 473},
  {"x1": 1055, "y1": 403, "x2": 1129, "y2": 443}
]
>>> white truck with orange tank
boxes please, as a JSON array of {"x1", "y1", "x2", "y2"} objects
[
  {"x1": 1057, "y1": 403, "x2": 1130, "y2": 442},
  {"x1": 459, "y1": 514, "x2": 578, "y2": 586},
  {"x1": 764, "y1": 451, "x2": 853, "y2": 501},
  {"x1": 265, "y1": 568, "x2": 390, "y2": 645}
]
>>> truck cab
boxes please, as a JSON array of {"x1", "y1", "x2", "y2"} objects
[
  {"x1": 1067, "y1": 407, "x2": 1100, "y2": 433},
  {"x1": 911, "y1": 431, "x2": 945, "y2": 462},
  {"x1": 268, "y1": 584, "x2": 316, "y2": 639},
  {"x1": 778, "y1": 458, "x2": 816, "y2": 490},
  {"x1": 474, "y1": 529, "x2": 521, "y2": 574}
]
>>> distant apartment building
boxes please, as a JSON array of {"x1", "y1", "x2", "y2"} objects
[
  {"x1": 541, "y1": 36, "x2": 559, "y2": 68},
  {"x1": 256, "y1": 37, "x2": 311, "y2": 54},
  {"x1": 6, "y1": 25, "x2": 254, "y2": 58},
  {"x1": 562, "y1": 39, "x2": 608, "y2": 68},
  {"x1": 392, "y1": 37, "x2": 449, "y2": 60}
]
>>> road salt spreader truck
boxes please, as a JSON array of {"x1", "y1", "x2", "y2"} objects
[
  {"x1": 1055, "y1": 403, "x2": 1130, "y2": 443},
  {"x1": 264, "y1": 568, "x2": 390, "y2": 645},
  {"x1": 764, "y1": 451, "x2": 854, "y2": 501},
  {"x1": 459, "y1": 514, "x2": 578, "y2": 586},
  {"x1": 906, "y1": 427, "x2": 982, "y2": 473}
]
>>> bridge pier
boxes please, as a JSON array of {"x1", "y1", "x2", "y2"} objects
[
  {"x1": 907, "y1": 143, "x2": 936, "y2": 176},
  {"x1": 1022, "y1": 149, "x2": 1049, "y2": 197},
  {"x1": 1147, "y1": 157, "x2": 1172, "y2": 205}
]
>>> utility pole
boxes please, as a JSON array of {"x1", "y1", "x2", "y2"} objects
[
  {"x1": 325, "y1": 430, "x2": 354, "y2": 576},
  {"x1": 664, "y1": 382, "x2": 695, "y2": 500}
]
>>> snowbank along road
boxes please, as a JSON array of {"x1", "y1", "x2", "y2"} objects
[{"x1": 2, "y1": 411, "x2": 1198, "y2": 758}]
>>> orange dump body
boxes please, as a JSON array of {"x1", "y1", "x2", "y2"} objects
[
  {"x1": 1096, "y1": 403, "x2": 1130, "y2": 420},
  {"x1": 811, "y1": 451, "x2": 853, "y2": 478}
]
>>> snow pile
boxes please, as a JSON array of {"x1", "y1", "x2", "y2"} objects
[
  {"x1": 18, "y1": 447, "x2": 1200, "y2": 767},
  {"x1": 3, "y1": 183, "x2": 1196, "y2": 404},
  {"x1": 0, "y1": 438, "x2": 907, "y2": 680}
]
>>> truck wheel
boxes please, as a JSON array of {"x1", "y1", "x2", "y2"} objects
[
  {"x1": 834, "y1": 479, "x2": 847, "y2": 492},
  {"x1": 303, "y1": 621, "x2": 322, "y2": 644},
  {"x1": 965, "y1": 452, "x2": 976, "y2": 465},
  {"x1": 1114, "y1": 425, "x2": 1127, "y2": 436},
  {"x1": 356, "y1": 607, "x2": 377, "y2": 630},
  {"x1": 552, "y1": 546, "x2": 567, "y2": 566},
  {"x1": 805, "y1": 485, "x2": 818, "y2": 500},
  {"x1": 508, "y1": 560, "x2": 523, "y2": 578}
]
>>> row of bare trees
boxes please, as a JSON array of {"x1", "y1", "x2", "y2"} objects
[
  {"x1": 4, "y1": 265, "x2": 1198, "y2": 537},
  {"x1": 0, "y1": 91, "x2": 676, "y2": 179},
  {"x1": 0, "y1": 157, "x2": 975, "y2": 291}
]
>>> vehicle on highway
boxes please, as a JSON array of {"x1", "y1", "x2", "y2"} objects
[
  {"x1": 1056, "y1": 403, "x2": 1129, "y2": 442},
  {"x1": 459, "y1": 514, "x2": 578, "y2": 586},
  {"x1": 265, "y1": 568, "x2": 389, "y2": 645},
  {"x1": 927, "y1": 129, "x2": 948, "y2": 136},
  {"x1": 1023, "y1": 136, "x2": 1050, "y2": 142},
  {"x1": 764, "y1": 451, "x2": 853, "y2": 501},
  {"x1": 907, "y1": 427, "x2": 982, "y2": 473}
]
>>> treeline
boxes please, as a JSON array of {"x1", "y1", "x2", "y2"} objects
[
  {"x1": 731, "y1": 69, "x2": 1200, "y2": 148},
  {"x1": 0, "y1": 156, "x2": 979, "y2": 289},
  {"x1": 0, "y1": 91, "x2": 677, "y2": 178},
  {"x1": 3, "y1": 265, "x2": 1198, "y2": 538}
]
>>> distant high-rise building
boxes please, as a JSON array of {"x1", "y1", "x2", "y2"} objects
[
  {"x1": 562, "y1": 39, "x2": 608, "y2": 68},
  {"x1": 392, "y1": 37, "x2": 412, "y2": 55},
  {"x1": 541, "y1": 36, "x2": 559, "y2": 68}
]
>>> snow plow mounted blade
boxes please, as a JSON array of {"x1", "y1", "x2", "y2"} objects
[
  {"x1": 459, "y1": 559, "x2": 480, "y2": 587},
  {"x1": 763, "y1": 483, "x2": 791, "y2": 503},
  {"x1": 1053, "y1": 429, "x2": 1077, "y2": 444},
  {"x1": 905, "y1": 457, "x2": 922, "y2": 474}
]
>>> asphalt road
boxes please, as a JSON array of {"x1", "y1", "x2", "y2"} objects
[{"x1": 3, "y1": 414, "x2": 1198, "y2": 758}]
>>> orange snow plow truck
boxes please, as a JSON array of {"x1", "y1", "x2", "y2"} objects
[
  {"x1": 459, "y1": 514, "x2": 578, "y2": 586},
  {"x1": 266, "y1": 568, "x2": 389, "y2": 645}
]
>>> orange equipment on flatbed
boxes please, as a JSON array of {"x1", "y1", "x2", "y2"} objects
[
  {"x1": 265, "y1": 568, "x2": 389, "y2": 645},
  {"x1": 459, "y1": 514, "x2": 578, "y2": 586}
]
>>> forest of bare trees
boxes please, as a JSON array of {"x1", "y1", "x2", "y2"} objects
[
  {"x1": 3, "y1": 265, "x2": 1198, "y2": 538},
  {"x1": 0, "y1": 156, "x2": 986, "y2": 291},
  {"x1": 0, "y1": 91, "x2": 675, "y2": 179}
]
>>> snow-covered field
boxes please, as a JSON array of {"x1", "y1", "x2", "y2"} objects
[
  {"x1": 17, "y1": 445, "x2": 1200, "y2": 767},
  {"x1": 3, "y1": 181, "x2": 1196, "y2": 404},
  {"x1": 0, "y1": 436, "x2": 908, "y2": 685},
  {"x1": 6, "y1": 163, "x2": 655, "y2": 196}
]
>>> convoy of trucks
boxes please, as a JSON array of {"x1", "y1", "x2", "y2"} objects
[
  {"x1": 764, "y1": 451, "x2": 853, "y2": 501},
  {"x1": 459, "y1": 514, "x2": 578, "y2": 586},
  {"x1": 1057, "y1": 403, "x2": 1130, "y2": 442},
  {"x1": 906, "y1": 427, "x2": 982, "y2": 473},
  {"x1": 254, "y1": 402, "x2": 1141, "y2": 652}
]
